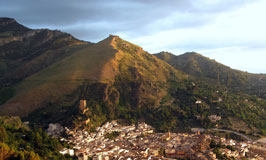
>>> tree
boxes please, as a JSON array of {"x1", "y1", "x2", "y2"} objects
[
  {"x1": 27, "y1": 151, "x2": 40, "y2": 160},
  {"x1": 0, "y1": 142, "x2": 14, "y2": 160},
  {"x1": 0, "y1": 126, "x2": 7, "y2": 143}
]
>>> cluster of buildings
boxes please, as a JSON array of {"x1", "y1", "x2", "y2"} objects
[
  {"x1": 208, "y1": 115, "x2": 222, "y2": 123},
  {"x1": 59, "y1": 121, "x2": 266, "y2": 160},
  {"x1": 211, "y1": 137, "x2": 266, "y2": 160}
]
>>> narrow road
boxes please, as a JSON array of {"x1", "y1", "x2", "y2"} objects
[{"x1": 211, "y1": 128, "x2": 253, "y2": 142}]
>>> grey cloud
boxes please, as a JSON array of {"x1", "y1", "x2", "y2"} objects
[{"x1": 0, "y1": 0, "x2": 255, "y2": 42}]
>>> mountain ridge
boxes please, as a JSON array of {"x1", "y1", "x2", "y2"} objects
[
  {"x1": 155, "y1": 51, "x2": 266, "y2": 99},
  {"x1": 0, "y1": 17, "x2": 30, "y2": 36},
  {"x1": 0, "y1": 18, "x2": 266, "y2": 136},
  {"x1": 0, "y1": 17, "x2": 90, "y2": 87},
  {"x1": 0, "y1": 33, "x2": 185, "y2": 118}
]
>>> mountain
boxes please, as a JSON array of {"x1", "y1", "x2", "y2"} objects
[
  {"x1": 155, "y1": 52, "x2": 266, "y2": 99},
  {"x1": 0, "y1": 28, "x2": 186, "y2": 130},
  {"x1": 0, "y1": 18, "x2": 266, "y2": 136},
  {"x1": 0, "y1": 18, "x2": 90, "y2": 89}
]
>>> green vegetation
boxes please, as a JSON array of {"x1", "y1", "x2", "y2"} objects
[
  {"x1": 0, "y1": 116, "x2": 74, "y2": 160},
  {"x1": 210, "y1": 140, "x2": 233, "y2": 160},
  {"x1": 1, "y1": 18, "x2": 266, "y2": 140},
  {"x1": 15, "y1": 36, "x2": 266, "y2": 136},
  {"x1": 0, "y1": 142, "x2": 41, "y2": 160},
  {"x1": 155, "y1": 52, "x2": 266, "y2": 133},
  {"x1": 155, "y1": 51, "x2": 266, "y2": 99},
  {"x1": 213, "y1": 148, "x2": 229, "y2": 160}
]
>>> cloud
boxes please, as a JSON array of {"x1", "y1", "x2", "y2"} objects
[
  {"x1": 0, "y1": 0, "x2": 254, "y2": 41},
  {"x1": 130, "y1": 0, "x2": 266, "y2": 52},
  {"x1": 1, "y1": 0, "x2": 264, "y2": 73}
]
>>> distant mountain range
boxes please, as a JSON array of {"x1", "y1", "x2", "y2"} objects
[{"x1": 0, "y1": 18, "x2": 265, "y2": 136}]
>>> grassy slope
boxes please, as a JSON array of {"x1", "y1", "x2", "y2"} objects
[
  {"x1": 0, "y1": 36, "x2": 121, "y2": 116},
  {"x1": 0, "y1": 35, "x2": 186, "y2": 132},
  {"x1": 0, "y1": 18, "x2": 92, "y2": 108},
  {"x1": 0, "y1": 18, "x2": 91, "y2": 88}
]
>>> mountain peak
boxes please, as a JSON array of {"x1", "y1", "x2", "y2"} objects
[
  {"x1": 155, "y1": 52, "x2": 204, "y2": 60},
  {"x1": 182, "y1": 52, "x2": 203, "y2": 57},
  {"x1": 97, "y1": 34, "x2": 121, "y2": 46},
  {"x1": 98, "y1": 34, "x2": 144, "y2": 57},
  {"x1": 154, "y1": 51, "x2": 175, "y2": 62},
  {"x1": 0, "y1": 17, "x2": 29, "y2": 33},
  {"x1": 158, "y1": 51, "x2": 174, "y2": 56},
  {"x1": 108, "y1": 34, "x2": 120, "y2": 39},
  {"x1": 0, "y1": 17, "x2": 16, "y2": 24}
]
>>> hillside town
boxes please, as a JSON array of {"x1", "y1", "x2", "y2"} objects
[{"x1": 55, "y1": 121, "x2": 266, "y2": 160}]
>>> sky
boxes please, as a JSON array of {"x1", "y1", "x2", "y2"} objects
[{"x1": 1, "y1": 0, "x2": 266, "y2": 73}]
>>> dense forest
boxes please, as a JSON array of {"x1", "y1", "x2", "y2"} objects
[{"x1": 0, "y1": 116, "x2": 74, "y2": 160}]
